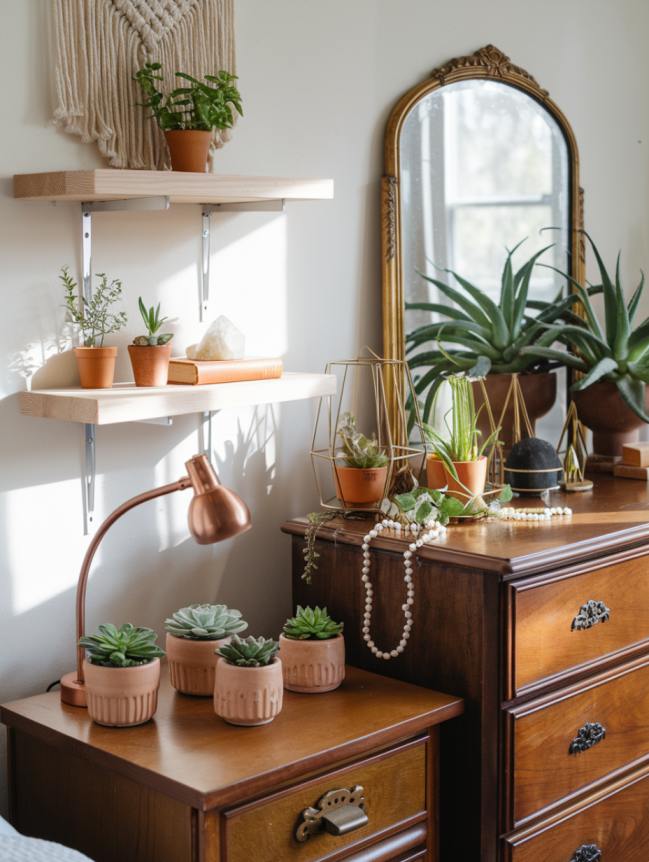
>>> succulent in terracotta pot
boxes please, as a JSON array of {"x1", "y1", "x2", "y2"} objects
[
  {"x1": 128, "y1": 297, "x2": 174, "y2": 387},
  {"x1": 78, "y1": 623, "x2": 165, "y2": 727},
  {"x1": 213, "y1": 635, "x2": 282, "y2": 726},
  {"x1": 334, "y1": 412, "x2": 389, "y2": 506},
  {"x1": 164, "y1": 603, "x2": 248, "y2": 696},
  {"x1": 279, "y1": 605, "x2": 345, "y2": 694}
]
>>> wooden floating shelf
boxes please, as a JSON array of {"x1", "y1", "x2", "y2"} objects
[
  {"x1": 20, "y1": 372, "x2": 336, "y2": 426},
  {"x1": 13, "y1": 169, "x2": 334, "y2": 204}
]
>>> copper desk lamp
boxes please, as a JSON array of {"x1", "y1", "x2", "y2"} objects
[{"x1": 60, "y1": 454, "x2": 252, "y2": 707}]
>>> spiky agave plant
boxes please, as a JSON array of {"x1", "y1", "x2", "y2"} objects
[
  {"x1": 217, "y1": 635, "x2": 279, "y2": 667},
  {"x1": 521, "y1": 233, "x2": 649, "y2": 421},
  {"x1": 282, "y1": 606, "x2": 343, "y2": 640},
  {"x1": 133, "y1": 296, "x2": 173, "y2": 346},
  {"x1": 79, "y1": 623, "x2": 165, "y2": 668},
  {"x1": 164, "y1": 603, "x2": 248, "y2": 640}
]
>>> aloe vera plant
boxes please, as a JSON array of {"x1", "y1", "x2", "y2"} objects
[
  {"x1": 336, "y1": 412, "x2": 388, "y2": 468},
  {"x1": 521, "y1": 233, "x2": 649, "y2": 421},
  {"x1": 217, "y1": 635, "x2": 279, "y2": 667},
  {"x1": 133, "y1": 297, "x2": 173, "y2": 346},
  {"x1": 282, "y1": 606, "x2": 343, "y2": 640},
  {"x1": 79, "y1": 623, "x2": 165, "y2": 668}
]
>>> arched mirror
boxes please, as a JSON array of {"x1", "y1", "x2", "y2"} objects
[{"x1": 382, "y1": 45, "x2": 583, "y2": 441}]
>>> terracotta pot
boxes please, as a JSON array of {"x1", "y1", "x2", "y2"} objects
[
  {"x1": 83, "y1": 658, "x2": 160, "y2": 727},
  {"x1": 473, "y1": 372, "x2": 557, "y2": 450},
  {"x1": 166, "y1": 633, "x2": 229, "y2": 696},
  {"x1": 164, "y1": 130, "x2": 212, "y2": 172},
  {"x1": 426, "y1": 454, "x2": 487, "y2": 500},
  {"x1": 334, "y1": 465, "x2": 388, "y2": 506},
  {"x1": 213, "y1": 657, "x2": 283, "y2": 726},
  {"x1": 573, "y1": 381, "x2": 649, "y2": 457},
  {"x1": 128, "y1": 343, "x2": 173, "y2": 387},
  {"x1": 278, "y1": 633, "x2": 345, "y2": 693},
  {"x1": 74, "y1": 346, "x2": 117, "y2": 389}
]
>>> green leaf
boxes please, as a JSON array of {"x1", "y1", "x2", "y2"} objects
[
  {"x1": 439, "y1": 496, "x2": 466, "y2": 518},
  {"x1": 393, "y1": 492, "x2": 417, "y2": 512},
  {"x1": 418, "y1": 272, "x2": 492, "y2": 329},
  {"x1": 468, "y1": 355, "x2": 492, "y2": 378},
  {"x1": 616, "y1": 377, "x2": 649, "y2": 422},
  {"x1": 498, "y1": 485, "x2": 513, "y2": 503},
  {"x1": 570, "y1": 356, "x2": 618, "y2": 390}
]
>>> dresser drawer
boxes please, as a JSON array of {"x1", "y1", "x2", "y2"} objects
[
  {"x1": 508, "y1": 554, "x2": 649, "y2": 695},
  {"x1": 504, "y1": 763, "x2": 649, "y2": 861},
  {"x1": 507, "y1": 655, "x2": 649, "y2": 825},
  {"x1": 222, "y1": 738, "x2": 428, "y2": 862}
]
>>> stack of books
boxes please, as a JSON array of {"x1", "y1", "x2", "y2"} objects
[{"x1": 613, "y1": 443, "x2": 649, "y2": 480}]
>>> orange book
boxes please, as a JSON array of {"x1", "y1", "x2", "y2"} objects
[{"x1": 168, "y1": 357, "x2": 283, "y2": 385}]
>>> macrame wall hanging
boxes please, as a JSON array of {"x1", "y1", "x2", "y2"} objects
[{"x1": 51, "y1": 0, "x2": 236, "y2": 170}]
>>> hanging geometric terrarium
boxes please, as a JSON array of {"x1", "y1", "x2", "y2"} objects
[{"x1": 311, "y1": 350, "x2": 427, "y2": 512}]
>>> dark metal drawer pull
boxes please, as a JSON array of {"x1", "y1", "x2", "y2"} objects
[
  {"x1": 571, "y1": 599, "x2": 610, "y2": 631},
  {"x1": 295, "y1": 785, "x2": 367, "y2": 842},
  {"x1": 569, "y1": 722, "x2": 606, "y2": 754},
  {"x1": 570, "y1": 844, "x2": 602, "y2": 862}
]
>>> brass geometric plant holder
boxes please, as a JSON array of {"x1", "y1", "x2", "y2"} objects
[
  {"x1": 557, "y1": 400, "x2": 593, "y2": 492},
  {"x1": 479, "y1": 373, "x2": 534, "y2": 487}
]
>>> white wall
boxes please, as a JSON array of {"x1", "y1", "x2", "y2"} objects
[{"x1": 1, "y1": 0, "x2": 648, "y2": 816}]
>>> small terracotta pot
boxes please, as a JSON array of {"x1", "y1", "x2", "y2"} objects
[
  {"x1": 166, "y1": 633, "x2": 229, "y2": 696},
  {"x1": 334, "y1": 465, "x2": 388, "y2": 505},
  {"x1": 426, "y1": 454, "x2": 487, "y2": 500},
  {"x1": 83, "y1": 658, "x2": 160, "y2": 727},
  {"x1": 279, "y1": 633, "x2": 345, "y2": 693},
  {"x1": 128, "y1": 343, "x2": 173, "y2": 387},
  {"x1": 473, "y1": 372, "x2": 557, "y2": 450},
  {"x1": 74, "y1": 346, "x2": 118, "y2": 389},
  {"x1": 164, "y1": 130, "x2": 212, "y2": 172},
  {"x1": 213, "y1": 657, "x2": 283, "y2": 726},
  {"x1": 573, "y1": 382, "x2": 649, "y2": 457}
]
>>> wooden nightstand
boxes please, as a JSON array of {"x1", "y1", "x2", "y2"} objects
[{"x1": 1, "y1": 666, "x2": 462, "y2": 862}]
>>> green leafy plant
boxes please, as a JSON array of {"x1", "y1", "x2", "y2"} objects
[
  {"x1": 164, "y1": 603, "x2": 248, "y2": 640},
  {"x1": 217, "y1": 635, "x2": 279, "y2": 667},
  {"x1": 61, "y1": 267, "x2": 127, "y2": 347},
  {"x1": 336, "y1": 412, "x2": 389, "y2": 468},
  {"x1": 282, "y1": 606, "x2": 343, "y2": 640},
  {"x1": 388, "y1": 483, "x2": 512, "y2": 523},
  {"x1": 79, "y1": 623, "x2": 165, "y2": 668},
  {"x1": 301, "y1": 510, "x2": 337, "y2": 583},
  {"x1": 133, "y1": 297, "x2": 174, "y2": 346},
  {"x1": 135, "y1": 63, "x2": 243, "y2": 132},
  {"x1": 521, "y1": 232, "x2": 649, "y2": 421}
]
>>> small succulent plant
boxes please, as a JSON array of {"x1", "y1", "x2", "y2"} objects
[
  {"x1": 165, "y1": 603, "x2": 248, "y2": 640},
  {"x1": 132, "y1": 297, "x2": 174, "y2": 346},
  {"x1": 336, "y1": 412, "x2": 388, "y2": 469},
  {"x1": 283, "y1": 606, "x2": 343, "y2": 640},
  {"x1": 79, "y1": 623, "x2": 165, "y2": 668},
  {"x1": 217, "y1": 635, "x2": 279, "y2": 667}
]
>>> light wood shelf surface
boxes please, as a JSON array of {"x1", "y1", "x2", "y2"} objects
[
  {"x1": 13, "y1": 169, "x2": 334, "y2": 204},
  {"x1": 19, "y1": 372, "x2": 336, "y2": 425}
]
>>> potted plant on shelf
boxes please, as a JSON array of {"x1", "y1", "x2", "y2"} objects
[
  {"x1": 521, "y1": 233, "x2": 649, "y2": 458},
  {"x1": 61, "y1": 267, "x2": 127, "y2": 389},
  {"x1": 164, "y1": 603, "x2": 248, "y2": 696},
  {"x1": 334, "y1": 412, "x2": 389, "y2": 506},
  {"x1": 279, "y1": 605, "x2": 345, "y2": 693},
  {"x1": 128, "y1": 298, "x2": 174, "y2": 387},
  {"x1": 78, "y1": 623, "x2": 165, "y2": 727},
  {"x1": 135, "y1": 63, "x2": 243, "y2": 172},
  {"x1": 213, "y1": 635, "x2": 282, "y2": 726}
]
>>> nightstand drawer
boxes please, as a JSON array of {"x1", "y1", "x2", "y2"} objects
[
  {"x1": 507, "y1": 655, "x2": 649, "y2": 825},
  {"x1": 509, "y1": 554, "x2": 649, "y2": 695},
  {"x1": 223, "y1": 738, "x2": 428, "y2": 862}
]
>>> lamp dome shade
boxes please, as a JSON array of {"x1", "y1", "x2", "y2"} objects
[{"x1": 185, "y1": 455, "x2": 252, "y2": 544}]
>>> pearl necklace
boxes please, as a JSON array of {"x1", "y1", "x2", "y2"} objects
[
  {"x1": 494, "y1": 506, "x2": 573, "y2": 521},
  {"x1": 361, "y1": 517, "x2": 446, "y2": 661}
]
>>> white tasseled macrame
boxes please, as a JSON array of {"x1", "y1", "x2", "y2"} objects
[{"x1": 51, "y1": 0, "x2": 236, "y2": 169}]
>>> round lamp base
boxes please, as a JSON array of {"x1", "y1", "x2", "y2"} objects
[{"x1": 60, "y1": 671, "x2": 88, "y2": 707}]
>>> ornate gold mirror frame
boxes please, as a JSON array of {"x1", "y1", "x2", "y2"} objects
[{"x1": 381, "y1": 44, "x2": 584, "y2": 436}]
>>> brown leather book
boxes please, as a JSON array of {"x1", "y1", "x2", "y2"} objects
[{"x1": 168, "y1": 357, "x2": 283, "y2": 385}]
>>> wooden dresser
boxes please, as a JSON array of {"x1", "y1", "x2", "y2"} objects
[
  {"x1": 285, "y1": 477, "x2": 649, "y2": 861},
  {"x1": 1, "y1": 665, "x2": 462, "y2": 862}
]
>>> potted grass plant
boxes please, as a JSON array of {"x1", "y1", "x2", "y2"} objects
[
  {"x1": 62, "y1": 267, "x2": 127, "y2": 389},
  {"x1": 334, "y1": 412, "x2": 389, "y2": 505},
  {"x1": 128, "y1": 298, "x2": 174, "y2": 387},
  {"x1": 164, "y1": 603, "x2": 248, "y2": 696},
  {"x1": 279, "y1": 606, "x2": 345, "y2": 693},
  {"x1": 79, "y1": 623, "x2": 165, "y2": 727},
  {"x1": 135, "y1": 63, "x2": 243, "y2": 172},
  {"x1": 214, "y1": 635, "x2": 282, "y2": 726}
]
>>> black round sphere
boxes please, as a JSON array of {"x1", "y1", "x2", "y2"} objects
[{"x1": 504, "y1": 437, "x2": 562, "y2": 495}]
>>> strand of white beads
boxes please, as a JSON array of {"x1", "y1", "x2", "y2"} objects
[
  {"x1": 494, "y1": 506, "x2": 573, "y2": 521},
  {"x1": 361, "y1": 517, "x2": 446, "y2": 660}
]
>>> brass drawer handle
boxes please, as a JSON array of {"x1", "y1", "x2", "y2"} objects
[
  {"x1": 295, "y1": 785, "x2": 367, "y2": 842},
  {"x1": 571, "y1": 599, "x2": 610, "y2": 631},
  {"x1": 569, "y1": 722, "x2": 606, "y2": 754},
  {"x1": 570, "y1": 844, "x2": 601, "y2": 862}
]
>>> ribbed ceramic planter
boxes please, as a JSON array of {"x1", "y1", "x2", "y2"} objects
[
  {"x1": 213, "y1": 657, "x2": 283, "y2": 726},
  {"x1": 334, "y1": 465, "x2": 388, "y2": 505},
  {"x1": 279, "y1": 633, "x2": 345, "y2": 693},
  {"x1": 83, "y1": 658, "x2": 160, "y2": 727},
  {"x1": 166, "y1": 633, "x2": 229, "y2": 696}
]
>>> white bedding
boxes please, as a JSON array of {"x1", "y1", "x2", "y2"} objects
[{"x1": 0, "y1": 835, "x2": 92, "y2": 861}]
